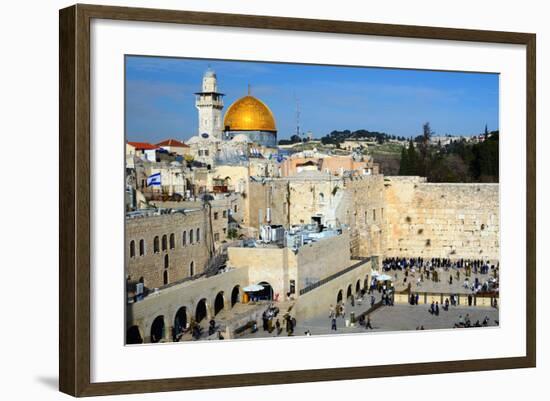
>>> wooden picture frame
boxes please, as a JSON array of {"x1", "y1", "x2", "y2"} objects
[{"x1": 59, "y1": 3, "x2": 536, "y2": 397}]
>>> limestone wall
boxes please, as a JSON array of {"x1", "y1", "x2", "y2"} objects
[
  {"x1": 293, "y1": 259, "x2": 372, "y2": 322},
  {"x1": 126, "y1": 209, "x2": 212, "y2": 291},
  {"x1": 294, "y1": 231, "x2": 351, "y2": 289},
  {"x1": 227, "y1": 232, "x2": 351, "y2": 296},
  {"x1": 227, "y1": 246, "x2": 290, "y2": 298},
  {"x1": 383, "y1": 176, "x2": 499, "y2": 260}
]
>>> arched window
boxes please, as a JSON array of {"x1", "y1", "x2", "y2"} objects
[
  {"x1": 196, "y1": 228, "x2": 200, "y2": 242},
  {"x1": 190, "y1": 230, "x2": 194, "y2": 244},
  {"x1": 153, "y1": 236, "x2": 159, "y2": 253},
  {"x1": 162, "y1": 235, "x2": 167, "y2": 251},
  {"x1": 164, "y1": 254, "x2": 169, "y2": 269},
  {"x1": 139, "y1": 239, "x2": 145, "y2": 256},
  {"x1": 129, "y1": 240, "x2": 135, "y2": 258},
  {"x1": 163, "y1": 270, "x2": 168, "y2": 285},
  {"x1": 169, "y1": 233, "x2": 175, "y2": 249},
  {"x1": 189, "y1": 261, "x2": 195, "y2": 277},
  {"x1": 182, "y1": 231, "x2": 187, "y2": 246}
]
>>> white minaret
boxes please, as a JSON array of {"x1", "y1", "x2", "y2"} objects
[{"x1": 195, "y1": 68, "x2": 224, "y2": 140}]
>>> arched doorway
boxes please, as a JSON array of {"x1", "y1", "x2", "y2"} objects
[
  {"x1": 337, "y1": 289, "x2": 343, "y2": 304},
  {"x1": 174, "y1": 307, "x2": 187, "y2": 339},
  {"x1": 214, "y1": 292, "x2": 225, "y2": 315},
  {"x1": 356, "y1": 279, "x2": 361, "y2": 294},
  {"x1": 231, "y1": 285, "x2": 240, "y2": 307},
  {"x1": 150, "y1": 316, "x2": 165, "y2": 343},
  {"x1": 195, "y1": 298, "x2": 208, "y2": 323},
  {"x1": 126, "y1": 325, "x2": 143, "y2": 344},
  {"x1": 257, "y1": 281, "x2": 273, "y2": 300},
  {"x1": 346, "y1": 284, "x2": 353, "y2": 300}
]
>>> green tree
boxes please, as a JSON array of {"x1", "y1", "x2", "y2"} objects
[
  {"x1": 398, "y1": 146, "x2": 409, "y2": 175},
  {"x1": 406, "y1": 140, "x2": 418, "y2": 175}
]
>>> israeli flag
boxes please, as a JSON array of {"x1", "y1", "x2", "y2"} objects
[{"x1": 146, "y1": 172, "x2": 161, "y2": 187}]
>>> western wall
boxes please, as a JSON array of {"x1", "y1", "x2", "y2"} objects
[{"x1": 382, "y1": 176, "x2": 500, "y2": 261}]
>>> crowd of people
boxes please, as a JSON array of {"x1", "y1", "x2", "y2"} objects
[
  {"x1": 257, "y1": 304, "x2": 298, "y2": 336},
  {"x1": 382, "y1": 256, "x2": 499, "y2": 295}
]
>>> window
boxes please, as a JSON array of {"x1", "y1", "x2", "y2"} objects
[
  {"x1": 214, "y1": 233, "x2": 220, "y2": 242},
  {"x1": 189, "y1": 261, "x2": 195, "y2": 277},
  {"x1": 319, "y1": 193, "x2": 325, "y2": 202},
  {"x1": 234, "y1": 205, "x2": 238, "y2": 213},
  {"x1": 169, "y1": 233, "x2": 175, "y2": 249},
  {"x1": 222, "y1": 210, "x2": 227, "y2": 218},
  {"x1": 196, "y1": 228, "x2": 200, "y2": 242},
  {"x1": 381, "y1": 208, "x2": 384, "y2": 219},
  {"x1": 182, "y1": 231, "x2": 187, "y2": 246},
  {"x1": 139, "y1": 239, "x2": 145, "y2": 256},
  {"x1": 163, "y1": 270, "x2": 168, "y2": 285},
  {"x1": 153, "y1": 236, "x2": 160, "y2": 253},
  {"x1": 162, "y1": 235, "x2": 167, "y2": 251},
  {"x1": 129, "y1": 240, "x2": 135, "y2": 258},
  {"x1": 189, "y1": 230, "x2": 194, "y2": 244},
  {"x1": 164, "y1": 254, "x2": 169, "y2": 269},
  {"x1": 365, "y1": 212, "x2": 368, "y2": 224},
  {"x1": 214, "y1": 212, "x2": 219, "y2": 220}
]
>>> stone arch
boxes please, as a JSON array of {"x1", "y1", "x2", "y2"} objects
[
  {"x1": 162, "y1": 234, "x2": 167, "y2": 251},
  {"x1": 173, "y1": 307, "x2": 187, "y2": 339},
  {"x1": 153, "y1": 236, "x2": 160, "y2": 253},
  {"x1": 126, "y1": 325, "x2": 143, "y2": 344},
  {"x1": 150, "y1": 315, "x2": 165, "y2": 343},
  {"x1": 129, "y1": 240, "x2": 135, "y2": 258},
  {"x1": 214, "y1": 291, "x2": 225, "y2": 315},
  {"x1": 346, "y1": 284, "x2": 353, "y2": 299},
  {"x1": 139, "y1": 239, "x2": 145, "y2": 256},
  {"x1": 356, "y1": 279, "x2": 361, "y2": 294},
  {"x1": 257, "y1": 281, "x2": 273, "y2": 301},
  {"x1": 337, "y1": 289, "x2": 343, "y2": 304},
  {"x1": 195, "y1": 298, "x2": 208, "y2": 323},
  {"x1": 231, "y1": 285, "x2": 240, "y2": 307}
]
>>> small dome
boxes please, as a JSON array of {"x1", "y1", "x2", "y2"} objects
[
  {"x1": 232, "y1": 134, "x2": 252, "y2": 143},
  {"x1": 224, "y1": 95, "x2": 277, "y2": 132},
  {"x1": 186, "y1": 136, "x2": 201, "y2": 144}
]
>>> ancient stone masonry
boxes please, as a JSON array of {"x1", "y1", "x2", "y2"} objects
[
  {"x1": 126, "y1": 208, "x2": 213, "y2": 292},
  {"x1": 383, "y1": 176, "x2": 499, "y2": 260}
]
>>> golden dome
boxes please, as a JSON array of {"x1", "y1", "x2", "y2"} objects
[{"x1": 223, "y1": 95, "x2": 277, "y2": 132}]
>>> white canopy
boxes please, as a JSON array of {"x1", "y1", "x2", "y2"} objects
[{"x1": 243, "y1": 284, "x2": 265, "y2": 292}]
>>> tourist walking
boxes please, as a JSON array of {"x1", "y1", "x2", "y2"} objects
[{"x1": 365, "y1": 316, "x2": 373, "y2": 330}]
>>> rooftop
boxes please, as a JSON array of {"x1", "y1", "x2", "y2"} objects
[{"x1": 156, "y1": 138, "x2": 190, "y2": 148}]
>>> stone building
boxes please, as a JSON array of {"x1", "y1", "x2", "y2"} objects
[{"x1": 125, "y1": 207, "x2": 214, "y2": 297}]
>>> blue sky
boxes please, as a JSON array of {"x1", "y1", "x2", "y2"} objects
[{"x1": 125, "y1": 56, "x2": 499, "y2": 143}]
